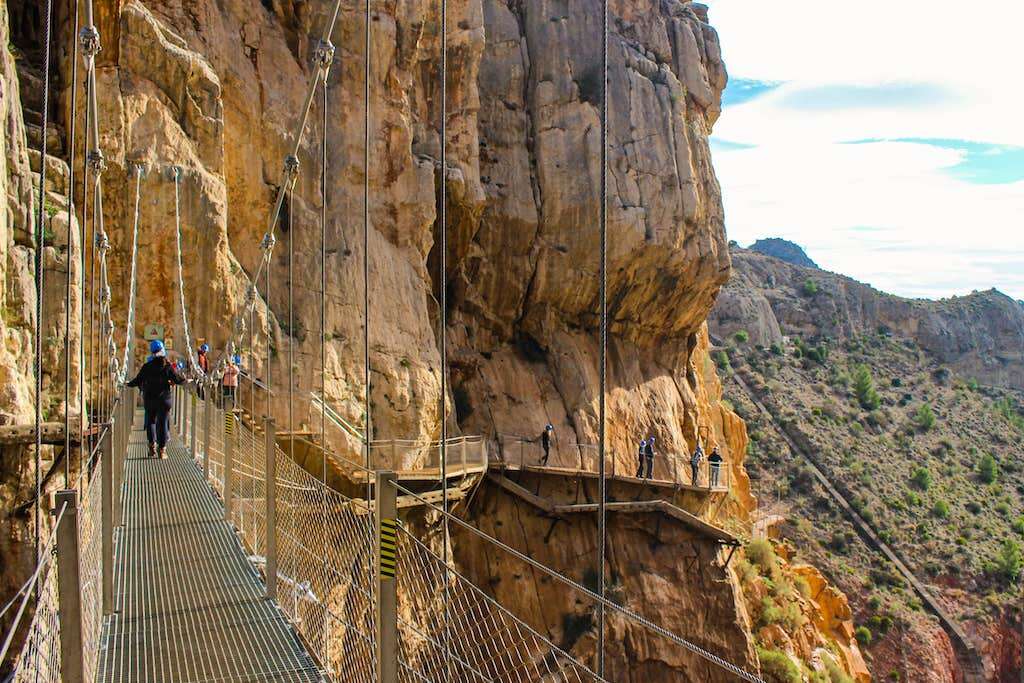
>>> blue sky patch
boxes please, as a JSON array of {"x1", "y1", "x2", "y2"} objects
[
  {"x1": 721, "y1": 78, "x2": 782, "y2": 107},
  {"x1": 845, "y1": 137, "x2": 1024, "y2": 184},
  {"x1": 777, "y1": 82, "x2": 957, "y2": 110},
  {"x1": 710, "y1": 138, "x2": 756, "y2": 152}
]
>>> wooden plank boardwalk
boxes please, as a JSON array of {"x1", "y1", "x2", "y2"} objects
[{"x1": 95, "y1": 420, "x2": 324, "y2": 683}]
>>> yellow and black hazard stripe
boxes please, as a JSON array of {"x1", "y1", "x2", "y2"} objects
[
  {"x1": 379, "y1": 518, "x2": 397, "y2": 579},
  {"x1": 224, "y1": 411, "x2": 235, "y2": 435}
]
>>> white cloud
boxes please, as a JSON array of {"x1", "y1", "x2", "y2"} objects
[{"x1": 703, "y1": 0, "x2": 1024, "y2": 299}]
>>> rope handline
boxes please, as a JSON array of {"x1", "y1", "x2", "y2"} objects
[
  {"x1": 597, "y1": 0, "x2": 609, "y2": 676},
  {"x1": 362, "y1": 4, "x2": 374, "y2": 674},
  {"x1": 319, "y1": 72, "x2": 328, "y2": 582},
  {"x1": 116, "y1": 165, "x2": 143, "y2": 384},
  {"x1": 64, "y1": 0, "x2": 82, "y2": 483},
  {"x1": 387, "y1": 479, "x2": 765, "y2": 683},
  {"x1": 210, "y1": 0, "x2": 343, "y2": 377},
  {"x1": 33, "y1": 0, "x2": 55, "y2": 564},
  {"x1": 171, "y1": 166, "x2": 201, "y2": 377}
]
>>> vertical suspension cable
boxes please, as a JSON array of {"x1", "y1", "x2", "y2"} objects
[
  {"x1": 438, "y1": 0, "x2": 450, "y2": 675},
  {"x1": 34, "y1": 0, "x2": 55, "y2": 563},
  {"x1": 319, "y1": 73, "x2": 328, "y2": 633},
  {"x1": 363, "y1": 0, "x2": 371, "y2": 496},
  {"x1": 597, "y1": 0, "x2": 609, "y2": 677},
  {"x1": 64, "y1": 0, "x2": 81, "y2": 486}
]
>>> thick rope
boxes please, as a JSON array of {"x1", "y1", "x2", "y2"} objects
[
  {"x1": 171, "y1": 167, "x2": 201, "y2": 376},
  {"x1": 211, "y1": 0, "x2": 344, "y2": 377},
  {"x1": 597, "y1": 0, "x2": 609, "y2": 676},
  {"x1": 116, "y1": 165, "x2": 143, "y2": 383},
  {"x1": 363, "y1": 0, "x2": 372, "y2": 496}
]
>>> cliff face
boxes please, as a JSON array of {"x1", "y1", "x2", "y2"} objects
[
  {"x1": 711, "y1": 246, "x2": 1024, "y2": 390},
  {"x1": 0, "y1": 1, "x2": 870, "y2": 679}
]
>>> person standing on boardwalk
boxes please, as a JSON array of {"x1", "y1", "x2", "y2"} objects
[
  {"x1": 708, "y1": 446, "x2": 724, "y2": 487},
  {"x1": 540, "y1": 424, "x2": 554, "y2": 465},
  {"x1": 644, "y1": 436, "x2": 656, "y2": 479},
  {"x1": 221, "y1": 355, "x2": 240, "y2": 407},
  {"x1": 690, "y1": 442, "x2": 705, "y2": 486},
  {"x1": 196, "y1": 343, "x2": 210, "y2": 399},
  {"x1": 635, "y1": 438, "x2": 647, "y2": 478},
  {"x1": 126, "y1": 340, "x2": 185, "y2": 459}
]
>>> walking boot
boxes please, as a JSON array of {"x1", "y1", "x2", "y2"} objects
[
  {"x1": 148, "y1": 443, "x2": 157, "y2": 458},
  {"x1": 158, "y1": 447, "x2": 167, "y2": 460}
]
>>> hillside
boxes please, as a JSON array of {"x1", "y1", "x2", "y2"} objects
[{"x1": 711, "y1": 244, "x2": 1024, "y2": 682}]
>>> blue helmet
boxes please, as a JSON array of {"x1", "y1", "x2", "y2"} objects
[
  {"x1": 199, "y1": 343, "x2": 209, "y2": 353},
  {"x1": 232, "y1": 354, "x2": 241, "y2": 364},
  {"x1": 149, "y1": 339, "x2": 164, "y2": 354},
  {"x1": 640, "y1": 438, "x2": 647, "y2": 445},
  {"x1": 649, "y1": 436, "x2": 656, "y2": 443},
  {"x1": 545, "y1": 424, "x2": 553, "y2": 431}
]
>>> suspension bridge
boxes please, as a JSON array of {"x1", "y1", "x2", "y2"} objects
[{"x1": 1, "y1": 0, "x2": 766, "y2": 681}]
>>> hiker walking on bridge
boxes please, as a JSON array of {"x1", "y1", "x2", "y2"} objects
[
  {"x1": 127, "y1": 340, "x2": 186, "y2": 459},
  {"x1": 636, "y1": 438, "x2": 647, "y2": 478},
  {"x1": 690, "y1": 442, "x2": 705, "y2": 486},
  {"x1": 221, "y1": 355, "x2": 240, "y2": 407},
  {"x1": 540, "y1": 424, "x2": 554, "y2": 465},
  {"x1": 196, "y1": 343, "x2": 210, "y2": 399}
]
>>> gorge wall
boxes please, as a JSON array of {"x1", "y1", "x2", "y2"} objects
[{"x1": 2, "y1": 0, "x2": 871, "y2": 679}]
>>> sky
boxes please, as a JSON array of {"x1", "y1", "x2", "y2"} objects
[{"x1": 703, "y1": 0, "x2": 1024, "y2": 301}]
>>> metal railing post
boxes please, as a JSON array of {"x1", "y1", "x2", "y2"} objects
[
  {"x1": 100, "y1": 427, "x2": 114, "y2": 614},
  {"x1": 203, "y1": 391, "x2": 213, "y2": 478},
  {"x1": 113, "y1": 419, "x2": 124, "y2": 529},
  {"x1": 376, "y1": 470, "x2": 398, "y2": 683},
  {"x1": 224, "y1": 409, "x2": 237, "y2": 522},
  {"x1": 264, "y1": 417, "x2": 277, "y2": 600},
  {"x1": 53, "y1": 490, "x2": 86, "y2": 683},
  {"x1": 189, "y1": 391, "x2": 198, "y2": 457}
]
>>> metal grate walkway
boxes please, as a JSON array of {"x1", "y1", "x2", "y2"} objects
[{"x1": 95, "y1": 417, "x2": 325, "y2": 683}]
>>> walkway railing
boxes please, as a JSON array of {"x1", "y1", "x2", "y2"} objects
[
  {"x1": 175, "y1": 385, "x2": 605, "y2": 682},
  {"x1": 1, "y1": 391, "x2": 133, "y2": 682},
  {"x1": 495, "y1": 433, "x2": 730, "y2": 491}
]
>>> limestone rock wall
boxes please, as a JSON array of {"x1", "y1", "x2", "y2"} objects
[{"x1": 0, "y1": 0, "x2": 869, "y2": 679}]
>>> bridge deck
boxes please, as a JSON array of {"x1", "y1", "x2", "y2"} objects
[{"x1": 96, "y1": 421, "x2": 324, "y2": 683}]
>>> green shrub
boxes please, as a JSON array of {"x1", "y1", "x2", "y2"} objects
[
  {"x1": 1012, "y1": 517, "x2": 1024, "y2": 535},
  {"x1": 757, "y1": 647, "x2": 801, "y2": 683},
  {"x1": 855, "y1": 625, "x2": 872, "y2": 646},
  {"x1": 735, "y1": 330, "x2": 750, "y2": 344},
  {"x1": 802, "y1": 278, "x2": 819, "y2": 296},
  {"x1": 914, "y1": 403, "x2": 936, "y2": 430},
  {"x1": 966, "y1": 501, "x2": 982, "y2": 515},
  {"x1": 714, "y1": 350, "x2": 731, "y2": 370},
  {"x1": 995, "y1": 502, "x2": 1011, "y2": 516},
  {"x1": 770, "y1": 342, "x2": 783, "y2": 356},
  {"x1": 853, "y1": 365, "x2": 881, "y2": 410},
  {"x1": 995, "y1": 540, "x2": 1022, "y2": 583},
  {"x1": 977, "y1": 453, "x2": 998, "y2": 484},
  {"x1": 910, "y1": 467, "x2": 932, "y2": 491},
  {"x1": 931, "y1": 500, "x2": 950, "y2": 518},
  {"x1": 746, "y1": 539, "x2": 777, "y2": 575}
]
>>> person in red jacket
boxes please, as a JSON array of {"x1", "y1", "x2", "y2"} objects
[{"x1": 196, "y1": 343, "x2": 210, "y2": 399}]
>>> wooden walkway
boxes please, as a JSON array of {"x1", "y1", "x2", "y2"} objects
[
  {"x1": 95, "y1": 422, "x2": 324, "y2": 683},
  {"x1": 489, "y1": 462, "x2": 728, "y2": 494}
]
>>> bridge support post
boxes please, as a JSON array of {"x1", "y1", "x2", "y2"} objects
[
  {"x1": 190, "y1": 391, "x2": 198, "y2": 457},
  {"x1": 113, "y1": 417, "x2": 124, "y2": 529},
  {"x1": 264, "y1": 417, "x2": 277, "y2": 600},
  {"x1": 53, "y1": 490, "x2": 86, "y2": 683},
  {"x1": 101, "y1": 427, "x2": 114, "y2": 614},
  {"x1": 203, "y1": 392, "x2": 212, "y2": 478},
  {"x1": 375, "y1": 470, "x2": 398, "y2": 683},
  {"x1": 224, "y1": 410, "x2": 237, "y2": 523}
]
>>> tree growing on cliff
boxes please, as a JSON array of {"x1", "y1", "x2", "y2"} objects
[
  {"x1": 853, "y1": 365, "x2": 880, "y2": 410},
  {"x1": 914, "y1": 402, "x2": 936, "y2": 431},
  {"x1": 977, "y1": 453, "x2": 999, "y2": 484},
  {"x1": 994, "y1": 539, "x2": 1022, "y2": 583}
]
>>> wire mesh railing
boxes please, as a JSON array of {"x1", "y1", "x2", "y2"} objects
[{"x1": 395, "y1": 525, "x2": 602, "y2": 683}]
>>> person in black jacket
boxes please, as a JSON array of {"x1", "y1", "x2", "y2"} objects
[
  {"x1": 127, "y1": 340, "x2": 185, "y2": 458},
  {"x1": 540, "y1": 424, "x2": 553, "y2": 465}
]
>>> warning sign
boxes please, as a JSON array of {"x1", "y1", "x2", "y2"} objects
[{"x1": 143, "y1": 323, "x2": 164, "y2": 341}]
